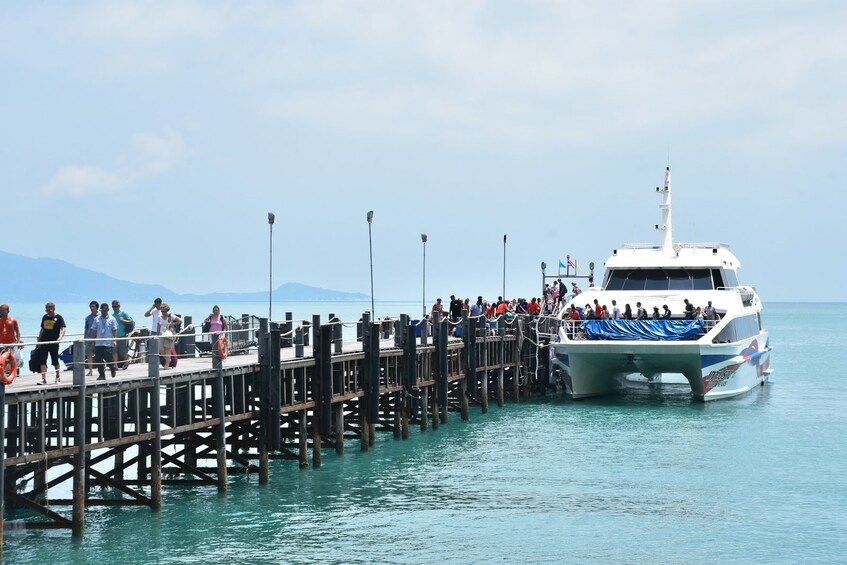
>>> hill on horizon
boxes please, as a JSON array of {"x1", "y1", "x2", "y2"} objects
[{"x1": 0, "y1": 250, "x2": 369, "y2": 302}]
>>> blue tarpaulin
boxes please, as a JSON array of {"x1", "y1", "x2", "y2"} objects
[{"x1": 579, "y1": 319, "x2": 704, "y2": 341}]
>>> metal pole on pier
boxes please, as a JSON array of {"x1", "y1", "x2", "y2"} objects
[
  {"x1": 502, "y1": 234, "x2": 507, "y2": 299},
  {"x1": 421, "y1": 233, "x2": 427, "y2": 319},
  {"x1": 268, "y1": 212, "x2": 275, "y2": 321},
  {"x1": 367, "y1": 210, "x2": 375, "y2": 318}
]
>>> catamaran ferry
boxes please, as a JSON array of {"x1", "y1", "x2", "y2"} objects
[{"x1": 550, "y1": 167, "x2": 772, "y2": 401}]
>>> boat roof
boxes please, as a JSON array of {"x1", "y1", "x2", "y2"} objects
[{"x1": 604, "y1": 242, "x2": 741, "y2": 270}]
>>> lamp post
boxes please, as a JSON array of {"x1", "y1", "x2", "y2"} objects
[
  {"x1": 268, "y1": 212, "x2": 275, "y2": 321},
  {"x1": 541, "y1": 261, "x2": 546, "y2": 300},
  {"x1": 367, "y1": 211, "x2": 375, "y2": 318},
  {"x1": 421, "y1": 234, "x2": 427, "y2": 319},
  {"x1": 502, "y1": 234, "x2": 507, "y2": 299}
]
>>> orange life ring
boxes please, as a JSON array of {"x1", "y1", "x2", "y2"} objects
[
  {"x1": 0, "y1": 350, "x2": 18, "y2": 385},
  {"x1": 216, "y1": 334, "x2": 229, "y2": 360}
]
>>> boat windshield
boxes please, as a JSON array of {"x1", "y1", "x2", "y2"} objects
[{"x1": 605, "y1": 268, "x2": 715, "y2": 291}]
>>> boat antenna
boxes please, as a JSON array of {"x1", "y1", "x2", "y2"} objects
[{"x1": 656, "y1": 166, "x2": 673, "y2": 253}]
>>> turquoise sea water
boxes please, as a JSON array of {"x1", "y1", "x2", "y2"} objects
[{"x1": 3, "y1": 302, "x2": 846, "y2": 563}]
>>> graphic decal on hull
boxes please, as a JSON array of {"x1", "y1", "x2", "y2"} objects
[{"x1": 703, "y1": 339, "x2": 768, "y2": 393}]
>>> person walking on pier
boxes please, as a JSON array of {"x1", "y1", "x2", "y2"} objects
[
  {"x1": 84, "y1": 301, "x2": 99, "y2": 376},
  {"x1": 158, "y1": 304, "x2": 182, "y2": 369},
  {"x1": 430, "y1": 298, "x2": 444, "y2": 319},
  {"x1": 112, "y1": 300, "x2": 133, "y2": 370},
  {"x1": 204, "y1": 305, "x2": 227, "y2": 356},
  {"x1": 89, "y1": 302, "x2": 117, "y2": 380},
  {"x1": 37, "y1": 302, "x2": 66, "y2": 384}
]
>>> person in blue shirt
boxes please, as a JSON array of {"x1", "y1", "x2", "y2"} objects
[{"x1": 89, "y1": 302, "x2": 117, "y2": 380}]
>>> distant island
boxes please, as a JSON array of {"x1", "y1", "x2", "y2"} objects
[{"x1": 0, "y1": 250, "x2": 369, "y2": 302}]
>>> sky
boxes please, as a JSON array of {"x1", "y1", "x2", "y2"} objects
[{"x1": 1, "y1": 1, "x2": 845, "y2": 304}]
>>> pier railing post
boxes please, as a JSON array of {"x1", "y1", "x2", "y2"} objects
[
  {"x1": 295, "y1": 326, "x2": 304, "y2": 358},
  {"x1": 331, "y1": 314, "x2": 342, "y2": 355},
  {"x1": 71, "y1": 340, "x2": 86, "y2": 537},
  {"x1": 283, "y1": 312, "x2": 293, "y2": 348}
]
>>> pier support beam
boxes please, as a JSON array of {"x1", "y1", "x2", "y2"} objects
[
  {"x1": 481, "y1": 318, "x2": 489, "y2": 414},
  {"x1": 71, "y1": 340, "x2": 86, "y2": 537},
  {"x1": 258, "y1": 318, "x2": 270, "y2": 485},
  {"x1": 0, "y1": 383, "x2": 5, "y2": 552},
  {"x1": 497, "y1": 323, "x2": 505, "y2": 407},
  {"x1": 420, "y1": 387, "x2": 429, "y2": 431},
  {"x1": 213, "y1": 351, "x2": 227, "y2": 492},
  {"x1": 299, "y1": 410, "x2": 308, "y2": 468},
  {"x1": 150, "y1": 344, "x2": 163, "y2": 510},
  {"x1": 335, "y1": 402, "x2": 345, "y2": 455}
]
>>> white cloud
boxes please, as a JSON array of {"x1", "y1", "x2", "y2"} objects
[
  {"x1": 41, "y1": 130, "x2": 188, "y2": 197},
  {"x1": 41, "y1": 165, "x2": 122, "y2": 197}
]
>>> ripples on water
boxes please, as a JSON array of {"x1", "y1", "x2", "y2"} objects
[{"x1": 5, "y1": 304, "x2": 846, "y2": 563}]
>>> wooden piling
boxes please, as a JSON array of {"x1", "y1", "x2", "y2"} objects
[
  {"x1": 213, "y1": 352, "x2": 228, "y2": 491},
  {"x1": 269, "y1": 325, "x2": 282, "y2": 450},
  {"x1": 299, "y1": 409, "x2": 308, "y2": 468},
  {"x1": 71, "y1": 340, "x2": 86, "y2": 537},
  {"x1": 150, "y1": 342, "x2": 163, "y2": 510},
  {"x1": 420, "y1": 386, "x2": 429, "y2": 431},
  {"x1": 481, "y1": 317, "x2": 489, "y2": 413},
  {"x1": 335, "y1": 402, "x2": 345, "y2": 455},
  {"x1": 437, "y1": 318, "x2": 448, "y2": 425},
  {"x1": 497, "y1": 322, "x2": 505, "y2": 407},
  {"x1": 0, "y1": 382, "x2": 5, "y2": 552}
]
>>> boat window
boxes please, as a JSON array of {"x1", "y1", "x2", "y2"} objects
[
  {"x1": 622, "y1": 270, "x2": 647, "y2": 290},
  {"x1": 713, "y1": 314, "x2": 760, "y2": 343},
  {"x1": 605, "y1": 269, "x2": 629, "y2": 291},
  {"x1": 644, "y1": 270, "x2": 669, "y2": 290},
  {"x1": 723, "y1": 269, "x2": 739, "y2": 287},
  {"x1": 691, "y1": 269, "x2": 713, "y2": 290},
  {"x1": 668, "y1": 270, "x2": 693, "y2": 290}
]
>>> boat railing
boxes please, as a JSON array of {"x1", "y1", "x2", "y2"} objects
[{"x1": 558, "y1": 317, "x2": 720, "y2": 342}]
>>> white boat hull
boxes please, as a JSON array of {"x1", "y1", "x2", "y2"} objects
[{"x1": 551, "y1": 332, "x2": 771, "y2": 401}]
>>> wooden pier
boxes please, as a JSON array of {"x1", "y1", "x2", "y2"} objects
[{"x1": 0, "y1": 312, "x2": 549, "y2": 550}]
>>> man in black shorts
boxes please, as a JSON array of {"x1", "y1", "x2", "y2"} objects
[{"x1": 38, "y1": 302, "x2": 66, "y2": 384}]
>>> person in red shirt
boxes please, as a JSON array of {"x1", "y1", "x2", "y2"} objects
[{"x1": 0, "y1": 303, "x2": 23, "y2": 368}]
